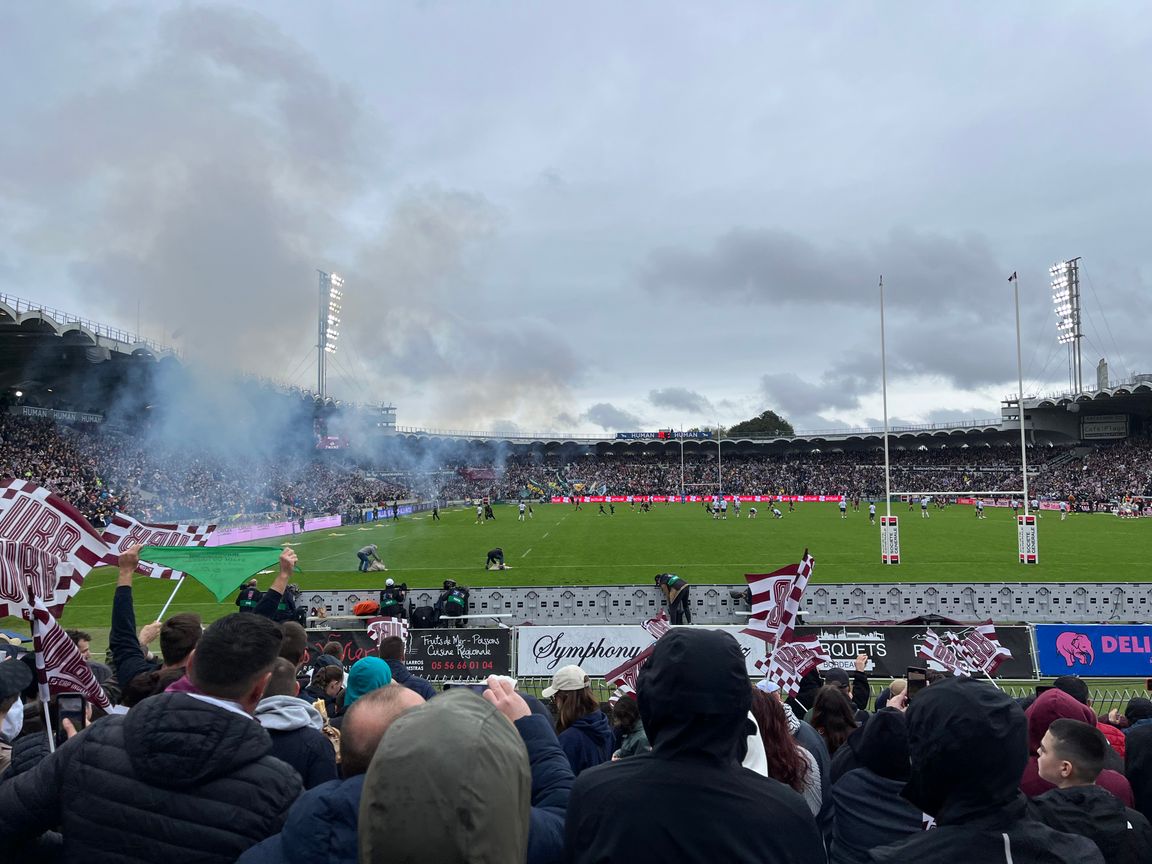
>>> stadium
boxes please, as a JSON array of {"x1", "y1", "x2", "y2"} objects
[{"x1": 5, "y1": 6, "x2": 1152, "y2": 861}]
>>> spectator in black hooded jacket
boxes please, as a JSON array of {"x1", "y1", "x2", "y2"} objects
[
  {"x1": 830, "y1": 708, "x2": 922, "y2": 864},
  {"x1": 868, "y1": 678, "x2": 1104, "y2": 864},
  {"x1": 0, "y1": 607, "x2": 302, "y2": 864},
  {"x1": 1030, "y1": 718, "x2": 1152, "y2": 864},
  {"x1": 564, "y1": 628, "x2": 823, "y2": 864}
]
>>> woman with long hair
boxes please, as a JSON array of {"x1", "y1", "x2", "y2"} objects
[
  {"x1": 808, "y1": 684, "x2": 859, "y2": 756},
  {"x1": 543, "y1": 665, "x2": 614, "y2": 775},
  {"x1": 749, "y1": 688, "x2": 821, "y2": 815}
]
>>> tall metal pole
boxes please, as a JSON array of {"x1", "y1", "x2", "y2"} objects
[
  {"x1": 880, "y1": 276, "x2": 892, "y2": 518},
  {"x1": 716, "y1": 423, "x2": 722, "y2": 495},
  {"x1": 1013, "y1": 273, "x2": 1030, "y2": 516},
  {"x1": 679, "y1": 428, "x2": 685, "y2": 499}
]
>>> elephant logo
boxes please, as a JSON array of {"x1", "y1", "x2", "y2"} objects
[{"x1": 1055, "y1": 632, "x2": 1095, "y2": 667}]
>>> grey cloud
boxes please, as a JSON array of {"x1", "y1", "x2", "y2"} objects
[
  {"x1": 760, "y1": 371, "x2": 863, "y2": 417},
  {"x1": 642, "y1": 227, "x2": 1004, "y2": 318},
  {"x1": 648, "y1": 387, "x2": 713, "y2": 414},
  {"x1": 583, "y1": 403, "x2": 644, "y2": 431}
]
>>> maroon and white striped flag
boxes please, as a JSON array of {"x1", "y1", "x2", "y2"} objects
[
  {"x1": 741, "y1": 551, "x2": 814, "y2": 646},
  {"x1": 29, "y1": 596, "x2": 110, "y2": 710},
  {"x1": 640, "y1": 609, "x2": 671, "y2": 640},
  {"x1": 915, "y1": 628, "x2": 966, "y2": 676},
  {"x1": 100, "y1": 512, "x2": 217, "y2": 579},
  {"x1": 0, "y1": 541, "x2": 75, "y2": 619},
  {"x1": 756, "y1": 636, "x2": 832, "y2": 700},
  {"x1": 955, "y1": 621, "x2": 1013, "y2": 677},
  {"x1": 603, "y1": 610, "x2": 675, "y2": 683},
  {"x1": 367, "y1": 616, "x2": 409, "y2": 646},
  {"x1": 0, "y1": 479, "x2": 108, "y2": 615},
  {"x1": 609, "y1": 664, "x2": 641, "y2": 706}
]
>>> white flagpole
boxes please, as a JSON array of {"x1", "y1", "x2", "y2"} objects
[
  {"x1": 156, "y1": 576, "x2": 186, "y2": 621},
  {"x1": 40, "y1": 696, "x2": 55, "y2": 753},
  {"x1": 1013, "y1": 272, "x2": 1030, "y2": 517},
  {"x1": 27, "y1": 615, "x2": 56, "y2": 753},
  {"x1": 679, "y1": 427, "x2": 685, "y2": 500},
  {"x1": 880, "y1": 276, "x2": 892, "y2": 518}
]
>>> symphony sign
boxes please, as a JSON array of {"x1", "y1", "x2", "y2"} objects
[{"x1": 516, "y1": 624, "x2": 1036, "y2": 679}]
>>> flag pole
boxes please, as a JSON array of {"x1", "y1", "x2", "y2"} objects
[
  {"x1": 27, "y1": 615, "x2": 56, "y2": 753},
  {"x1": 1012, "y1": 272, "x2": 1030, "y2": 517},
  {"x1": 880, "y1": 275, "x2": 892, "y2": 518},
  {"x1": 156, "y1": 576, "x2": 186, "y2": 621}
]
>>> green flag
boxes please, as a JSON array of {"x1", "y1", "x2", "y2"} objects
[{"x1": 139, "y1": 546, "x2": 286, "y2": 602}]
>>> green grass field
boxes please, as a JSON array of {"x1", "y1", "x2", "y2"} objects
[{"x1": 4, "y1": 502, "x2": 1151, "y2": 654}]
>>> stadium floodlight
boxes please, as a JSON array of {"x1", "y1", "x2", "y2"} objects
[
  {"x1": 1049, "y1": 258, "x2": 1083, "y2": 391},
  {"x1": 316, "y1": 270, "x2": 346, "y2": 397}
]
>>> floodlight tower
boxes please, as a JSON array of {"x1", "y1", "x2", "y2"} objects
[
  {"x1": 1050, "y1": 258, "x2": 1083, "y2": 393},
  {"x1": 316, "y1": 271, "x2": 344, "y2": 399}
]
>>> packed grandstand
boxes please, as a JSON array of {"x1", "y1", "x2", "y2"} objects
[{"x1": 1, "y1": 412, "x2": 1149, "y2": 525}]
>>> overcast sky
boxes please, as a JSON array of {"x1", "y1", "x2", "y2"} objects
[{"x1": 1, "y1": 2, "x2": 1149, "y2": 434}]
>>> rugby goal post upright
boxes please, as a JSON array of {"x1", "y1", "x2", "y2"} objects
[{"x1": 878, "y1": 276, "x2": 899, "y2": 564}]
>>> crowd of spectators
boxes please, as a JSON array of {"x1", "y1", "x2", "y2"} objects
[
  {"x1": 2, "y1": 415, "x2": 1150, "y2": 525},
  {"x1": 4, "y1": 556, "x2": 1152, "y2": 863}
]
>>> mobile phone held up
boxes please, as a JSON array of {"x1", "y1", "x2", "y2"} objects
[
  {"x1": 906, "y1": 667, "x2": 928, "y2": 703},
  {"x1": 56, "y1": 693, "x2": 87, "y2": 742}
]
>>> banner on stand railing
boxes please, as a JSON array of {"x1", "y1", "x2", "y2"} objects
[
  {"x1": 515, "y1": 624, "x2": 1036, "y2": 679},
  {"x1": 305, "y1": 627, "x2": 512, "y2": 678},
  {"x1": 1035, "y1": 624, "x2": 1152, "y2": 677}
]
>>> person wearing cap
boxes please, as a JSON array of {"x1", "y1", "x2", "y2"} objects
[
  {"x1": 542, "y1": 665, "x2": 613, "y2": 777},
  {"x1": 359, "y1": 688, "x2": 532, "y2": 863},
  {"x1": 378, "y1": 578, "x2": 405, "y2": 619},
  {"x1": 869, "y1": 677, "x2": 1103, "y2": 864},
  {"x1": 0, "y1": 660, "x2": 33, "y2": 775},
  {"x1": 235, "y1": 579, "x2": 263, "y2": 613},
  {"x1": 565, "y1": 629, "x2": 823, "y2": 864},
  {"x1": 823, "y1": 655, "x2": 871, "y2": 723}
]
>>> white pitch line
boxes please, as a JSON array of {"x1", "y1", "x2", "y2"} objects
[
  {"x1": 543, "y1": 532, "x2": 550, "y2": 539},
  {"x1": 521, "y1": 548, "x2": 533, "y2": 558}
]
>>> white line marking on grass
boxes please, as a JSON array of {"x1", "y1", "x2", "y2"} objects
[
  {"x1": 521, "y1": 548, "x2": 532, "y2": 558},
  {"x1": 543, "y1": 532, "x2": 550, "y2": 539}
]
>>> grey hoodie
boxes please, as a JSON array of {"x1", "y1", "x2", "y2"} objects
[
  {"x1": 255, "y1": 695, "x2": 325, "y2": 732},
  {"x1": 359, "y1": 689, "x2": 531, "y2": 863}
]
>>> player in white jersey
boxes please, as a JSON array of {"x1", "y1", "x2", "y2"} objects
[
  {"x1": 731, "y1": 497, "x2": 740, "y2": 518},
  {"x1": 869, "y1": 502, "x2": 877, "y2": 525},
  {"x1": 475, "y1": 503, "x2": 484, "y2": 524},
  {"x1": 975, "y1": 498, "x2": 985, "y2": 519},
  {"x1": 720, "y1": 498, "x2": 728, "y2": 519},
  {"x1": 921, "y1": 496, "x2": 930, "y2": 518},
  {"x1": 1031, "y1": 498, "x2": 1041, "y2": 517},
  {"x1": 748, "y1": 506, "x2": 758, "y2": 519},
  {"x1": 1059, "y1": 500, "x2": 1069, "y2": 520},
  {"x1": 771, "y1": 505, "x2": 783, "y2": 519},
  {"x1": 839, "y1": 497, "x2": 848, "y2": 519},
  {"x1": 518, "y1": 502, "x2": 526, "y2": 521}
]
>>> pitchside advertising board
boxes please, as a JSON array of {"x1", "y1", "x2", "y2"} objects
[
  {"x1": 550, "y1": 495, "x2": 845, "y2": 504},
  {"x1": 304, "y1": 628, "x2": 513, "y2": 678},
  {"x1": 1035, "y1": 625, "x2": 1152, "y2": 677},
  {"x1": 517, "y1": 624, "x2": 1035, "y2": 679}
]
